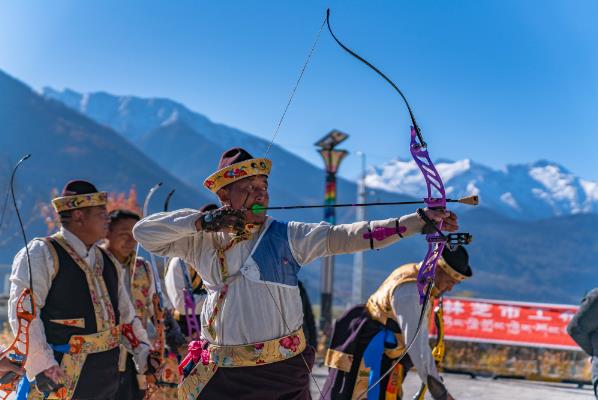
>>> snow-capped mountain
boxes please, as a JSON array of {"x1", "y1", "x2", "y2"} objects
[
  {"x1": 365, "y1": 158, "x2": 598, "y2": 220},
  {"x1": 42, "y1": 87, "x2": 260, "y2": 150}
]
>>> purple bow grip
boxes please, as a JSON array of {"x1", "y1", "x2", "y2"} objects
[{"x1": 363, "y1": 226, "x2": 407, "y2": 241}]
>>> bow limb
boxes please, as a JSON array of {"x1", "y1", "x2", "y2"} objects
[
  {"x1": 0, "y1": 155, "x2": 35, "y2": 398},
  {"x1": 141, "y1": 183, "x2": 165, "y2": 311},
  {"x1": 325, "y1": 9, "x2": 425, "y2": 145},
  {"x1": 163, "y1": 189, "x2": 175, "y2": 213},
  {"x1": 255, "y1": 10, "x2": 330, "y2": 400},
  {"x1": 162, "y1": 190, "x2": 201, "y2": 340},
  {"x1": 138, "y1": 182, "x2": 165, "y2": 311},
  {"x1": 136, "y1": 183, "x2": 168, "y2": 399}
]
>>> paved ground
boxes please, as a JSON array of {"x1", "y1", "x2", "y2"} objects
[{"x1": 310, "y1": 365, "x2": 595, "y2": 399}]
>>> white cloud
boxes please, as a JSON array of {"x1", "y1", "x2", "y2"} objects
[{"x1": 500, "y1": 192, "x2": 519, "y2": 210}]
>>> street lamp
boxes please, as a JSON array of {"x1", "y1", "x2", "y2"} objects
[{"x1": 315, "y1": 129, "x2": 349, "y2": 338}]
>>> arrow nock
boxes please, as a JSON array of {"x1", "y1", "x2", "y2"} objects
[{"x1": 457, "y1": 195, "x2": 479, "y2": 206}]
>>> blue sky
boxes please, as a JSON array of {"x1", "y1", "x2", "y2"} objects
[{"x1": 1, "y1": 1, "x2": 597, "y2": 180}]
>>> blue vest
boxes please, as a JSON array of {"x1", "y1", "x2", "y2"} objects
[{"x1": 240, "y1": 220, "x2": 301, "y2": 287}]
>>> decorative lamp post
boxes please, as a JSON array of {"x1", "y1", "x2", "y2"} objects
[{"x1": 314, "y1": 129, "x2": 349, "y2": 338}]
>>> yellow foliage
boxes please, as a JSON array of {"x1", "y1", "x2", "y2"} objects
[{"x1": 107, "y1": 187, "x2": 141, "y2": 215}]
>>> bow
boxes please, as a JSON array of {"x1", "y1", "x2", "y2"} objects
[
  {"x1": 163, "y1": 189, "x2": 201, "y2": 339},
  {"x1": 324, "y1": 9, "x2": 475, "y2": 398},
  {"x1": 178, "y1": 259, "x2": 201, "y2": 339},
  {"x1": 135, "y1": 183, "x2": 167, "y2": 399},
  {"x1": 0, "y1": 155, "x2": 35, "y2": 399},
  {"x1": 324, "y1": 8, "x2": 473, "y2": 299}
]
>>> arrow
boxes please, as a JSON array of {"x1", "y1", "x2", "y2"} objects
[{"x1": 248, "y1": 195, "x2": 479, "y2": 214}]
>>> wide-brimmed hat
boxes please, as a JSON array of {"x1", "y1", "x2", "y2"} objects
[
  {"x1": 52, "y1": 180, "x2": 107, "y2": 213},
  {"x1": 203, "y1": 147, "x2": 271, "y2": 193}
]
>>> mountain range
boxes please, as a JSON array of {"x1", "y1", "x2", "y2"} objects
[
  {"x1": 44, "y1": 87, "x2": 598, "y2": 222},
  {"x1": 365, "y1": 158, "x2": 598, "y2": 220},
  {"x1": 0, "y1": 70, "x2": 595, "y2": 305}
]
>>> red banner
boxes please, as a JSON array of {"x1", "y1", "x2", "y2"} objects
[{"x1": 431, "y1": 297, "x2": 580, "y2": 350}]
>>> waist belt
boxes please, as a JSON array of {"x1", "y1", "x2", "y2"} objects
[
  {"x1": 18, "y1": 325, "x2": 121, "y2": 400},
  {"x1": 66, "y1": 324, "x2": 121, "y2": 355},
  {"x1": 178, "y1": 328, "x2": 306, "y2": 399}
]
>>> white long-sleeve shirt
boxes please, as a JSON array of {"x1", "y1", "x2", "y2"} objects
[
  {"x1": 133, "y1": 209, "x2": 424, "y2": 346},
  {"x1": 165, "y1": 257, "x2": 206, "y2": 316},
  {"x1": 9, "y1": 227, "x2": 151, "y2": 380},
  {"x1": 392, "y1": 282, "x2": 442, "y2": 384}
]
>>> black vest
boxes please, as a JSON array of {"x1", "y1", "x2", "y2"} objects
[
  {"x1": 40, "y1": 237, "x2": 121, "y2": 399},
  {"x1": 321, "y1": 305, "x2": 404, "y2": 400}
]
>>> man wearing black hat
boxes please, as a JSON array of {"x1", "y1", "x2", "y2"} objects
[
  {"x1": 133, "y1": 148, "x2": 459, "y2": 400},
  {"x1": 322, "y1": 246, "x2": 473, "y2": 400},
  {"x1": 8, "y1": 180, "x2": 153, "y2": 400}
]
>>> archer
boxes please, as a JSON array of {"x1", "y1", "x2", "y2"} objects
[{"x1": 133, "y1": 147, "x2": 458, "y2": 399}]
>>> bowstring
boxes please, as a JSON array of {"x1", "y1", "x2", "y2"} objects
[
  {"x1": 239, "y1": 186, "x2": 324, "y2": 399},
  {"x1": 262, "y1": 283, "x2": 324, "y2": 398},
  {"x1": 240, "y1": 191, "x2": 324, "y2": 398},
  {"x1": 250, "y1": 12, "x2": 327, "y2": 394},
  {"x1": 263, "y1": 13, "x2": 327, "y2": 158}
]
